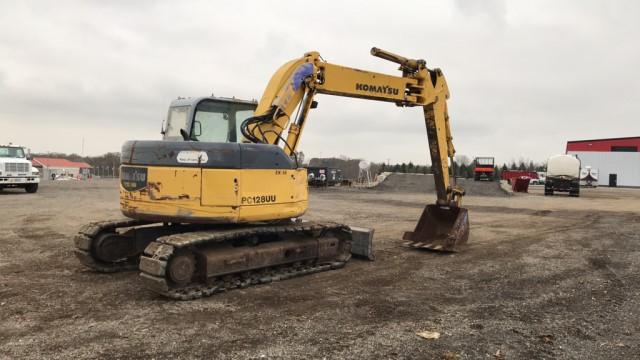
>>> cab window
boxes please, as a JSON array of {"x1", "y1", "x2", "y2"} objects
[
  {"x1": 164, "y1": 106, "x2": 190, "y2": 138},
  {"x1": 192, "y1": 100, "x2": 256, "y2": 143},
  {"x1": 0, "y1": 147, "x2": 25, "y2": 158}
]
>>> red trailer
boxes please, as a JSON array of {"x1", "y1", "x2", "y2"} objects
[{"x1": 501, "y1": 170, "x2": 539, "y2": 184}]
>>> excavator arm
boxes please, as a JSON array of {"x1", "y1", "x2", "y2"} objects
[
  {"x1": 243, "y1": 48, "x2": 463, "y2": 208},
  {"x1": 243, "y1": 47, "x2": 469, "y2": 251}
]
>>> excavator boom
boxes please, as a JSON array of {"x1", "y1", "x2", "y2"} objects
[{"x1": 244, "y1": 48, "x2": 469, "y2": 251}]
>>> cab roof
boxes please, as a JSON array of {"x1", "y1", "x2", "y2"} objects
[{"x1": 169, "y1": 96, "x2": 258, "y2": 107}]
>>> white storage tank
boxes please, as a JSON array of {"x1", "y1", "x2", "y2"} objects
[{"x1": 545, "y1": 155, "x2": 580, "y2": 197}]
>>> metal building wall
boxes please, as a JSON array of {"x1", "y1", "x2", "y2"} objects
[{"x1": 567, "y1": 151, "x2": 640, "y2": 187}]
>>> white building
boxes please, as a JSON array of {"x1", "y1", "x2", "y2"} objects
[{"x1": 566, "y1": 136, "x2": 640, "y2": 187}]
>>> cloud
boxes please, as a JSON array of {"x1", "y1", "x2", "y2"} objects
[
  {"x1": 0, "y1": 0, "x2": 638, "y2": 165},
  {"x1": 454, "y1": 0, "x2": 507, "y2": 27}
]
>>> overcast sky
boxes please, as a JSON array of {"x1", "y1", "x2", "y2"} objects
[{"x1": 1, "y1": 1, "x2": 638, "y2": 165}]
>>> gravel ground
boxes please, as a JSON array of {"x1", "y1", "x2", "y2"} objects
[{"x1": 1, "y1": 180, "x2": 639, "y2": 359}]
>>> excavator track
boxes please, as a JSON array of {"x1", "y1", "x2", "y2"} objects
[
  {"x1": 74, "y1": 218, "x2": 151, "y2": 272},
  {"x1": 73, "y1": 218, "x2": 206, "y2": 273},
  {"x1": 139, "y1": 222, "x2": 352, "y2": 300}
]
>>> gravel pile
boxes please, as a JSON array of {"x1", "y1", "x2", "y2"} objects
[{"x1": 373, "y1": 173, "x2": 508, "y2": 197}]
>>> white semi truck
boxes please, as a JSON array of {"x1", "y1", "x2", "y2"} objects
[
  {"x1": 0, "y1": 144, "x2": 40, "y2": 193},
  {"x1": 544, "y1": 154, "x2": 580, "y2": 197}
]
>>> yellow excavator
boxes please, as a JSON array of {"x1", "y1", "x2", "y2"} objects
[{"x1": 74, "y1": 48, "x2": 469, "y2": 300}]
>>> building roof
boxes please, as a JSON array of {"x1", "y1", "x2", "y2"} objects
[
  {"x1": 32, "y1": 157, "x2": 92, "y2": 168},
  {"x1": 567, "y1": 136, "x2": 640, "y2": 143},
  {"x1": 566, "y1": 136, "x2": 640, "y2": 152}
]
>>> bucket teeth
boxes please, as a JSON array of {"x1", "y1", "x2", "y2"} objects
[{"x1": 403, "y1": 242, "x2": 444, "y2": 250}]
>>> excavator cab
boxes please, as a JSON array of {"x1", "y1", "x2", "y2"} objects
[{"x1": 162, "y1": 97, "x2": 257, "y2": 143}]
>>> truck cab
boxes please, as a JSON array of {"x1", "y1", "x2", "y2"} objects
[
  {"x1": 473, "y1": 157, "x2": 495, "y2": 181},
  {"x1": 0, "y1": 145, "x2": 40, "y2": 193}
]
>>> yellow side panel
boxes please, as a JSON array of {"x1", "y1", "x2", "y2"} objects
[
  {"x1": 146, "y1": 167, "x2": 200, "y2": 201},
  {"x1": 121, "y1": 166, "x2": 308, "y2": 224},
  {"x1": 120, "y1": 166, "x2": 238, "y2": 223},
  {"x1": 238, "y1": 169, "x2": 308, "y2": 222},
  {"x1": 201, "y1": 169, "x2": 240, "y2": 206}
]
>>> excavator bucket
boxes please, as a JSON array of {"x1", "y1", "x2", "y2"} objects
[{"x1": 403, "y1": 204, "x2": 469, "y2": 252}]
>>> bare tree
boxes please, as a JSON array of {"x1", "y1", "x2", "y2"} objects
[{"x1": 454, "y1": 154, "x2": 471, "y2": 166}]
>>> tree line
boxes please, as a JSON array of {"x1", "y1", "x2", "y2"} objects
[
  {"x1": 32, "y1": 151, "x2": 547, "y2": 179},
  {"x1": 380, "y1": 156, "x2": 547, "y2": 179}
]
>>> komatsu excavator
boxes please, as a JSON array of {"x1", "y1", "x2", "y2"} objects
[{"x1": 74, "y1": 48, "x2": 469, "y2": 300}]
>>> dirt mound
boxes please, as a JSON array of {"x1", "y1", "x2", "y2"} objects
[
  {"x1": 373, "y1": 173, "x2": 508, "y2": 197},
  {"x1": 456, "y1": 178, "x2": 510, "y2": 197},
  {"x1": 373, "y1": 173, "x2": 435, "y2": 193}
]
